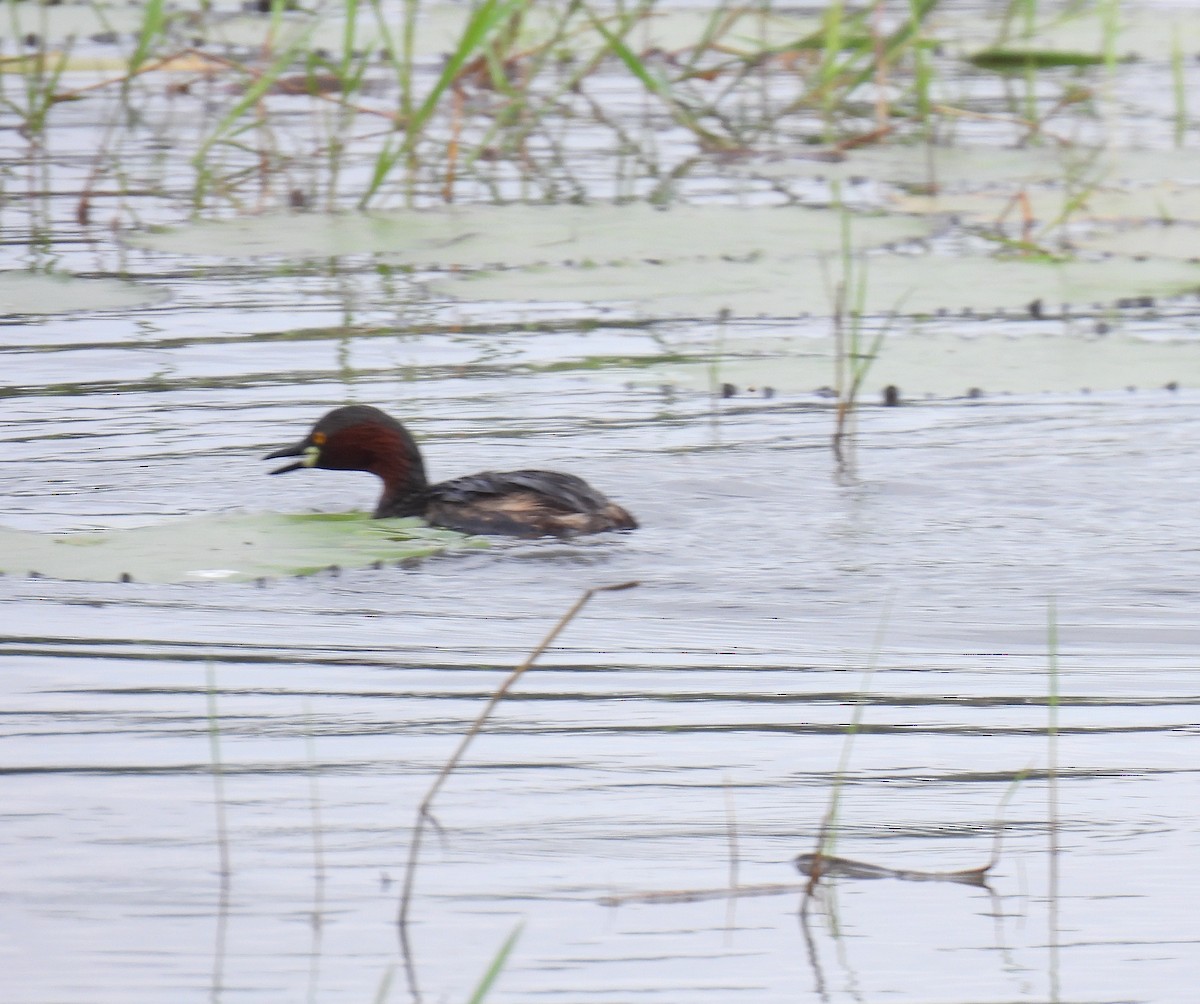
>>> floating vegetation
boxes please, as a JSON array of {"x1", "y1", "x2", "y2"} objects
[
  {"x1": 0, "y1": 513, "x2": 484, "y2": 583},
  {"x1": 5, "y1": 0, "x2": 1200, "y2": 411},
  {"x1": 967, "y1": 48, "x2": 1107, "y2": 71},
  {"x1": 428, "y1": 252, "x2": 1200, "y2": 319},
  {"x1": 0, "y1": 271, "x2": 170, "y2": 314},
  {"x1": 4, "y1": 9, "x2": 1200, "y2": 1003},
  {"x1": 123, "y1": 204, "x2": 934, "y2": 266},
  {"x1": 795, "y1": 852, "x2": 991, "y2": 887},
  {"x1": 0, "y1": 0, "x2": 1090, "y2": 217}
]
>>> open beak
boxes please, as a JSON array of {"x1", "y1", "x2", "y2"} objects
[{"x1": 264, "y1": 440, "x2": 317, "y2": 475}]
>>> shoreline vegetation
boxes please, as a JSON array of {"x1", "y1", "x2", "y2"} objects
[{"x1": 2, "y1": 0, "x2": 1177, "y2": 222}]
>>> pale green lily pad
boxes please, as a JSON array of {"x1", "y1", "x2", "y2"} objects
[
  {"x1": 0, "y1": 513, "x2": 484, "y2": 584},
  {"x1": 1070, "y1": 222, "x2": 1200, "y2": 260},
  {"x1": 748, "y1": 146, "x2": 1200, "y2": 190},
  {"x1": 432, "y1": 253, "x2": 1200, "y2": 318},
  {"x1": 648, "y1": 329, "x2": 1200, "y2": 397},
  {"x1": 0, "y1": 52, "x2": 149, "y2": 74},
  {"x1": 0, "y1": 271, "x2": 169, "y2": 315},
  {"x1": 891, "y1": 183, "x2": 1200, "y2": 226},
  {"x1": 749, "y1": 145, "x2": 1073, "y2": 188},
  {"x1": 124, "y1": 205, "x2": 934, "y2": 265}
]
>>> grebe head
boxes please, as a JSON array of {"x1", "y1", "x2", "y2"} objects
[{"x1": 265, "y1": 405, "x2": 427, "y2": 488}]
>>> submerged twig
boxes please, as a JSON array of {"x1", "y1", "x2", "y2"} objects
[
  {"x1": 796, "y1": 759, "x2": 1028, "y2": 898},
  {"x1": 600, "y1": 882, "x2": 806, "y2": 907},
  {"x1": 795, "y1": 852, "x2": 991, "y2": 887}
]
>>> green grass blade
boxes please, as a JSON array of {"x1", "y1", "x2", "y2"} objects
[
  {"x1": 360, "y1": 0, "x2": 525, "y2": 205},
  {"x1": 841, "y1": 0, "x2": 941, "y2": 94},
  {"x1": 362, "y1": 136, "x2": 402, "y2": 207},
  {"x1": 408, "y1": 0, "x2": 525, "y2": 140},
  {"x1": 400, "y1": 0, "x2": 420, "y2": 123},
  {"x1": 465, "y1": 923, "x2": 523, "y2": 1004},
  {"x1": 1172, "y1": 26, "x2": 1187, "y2": 147},
  {"x1": 340, "y1": 0, "x2": 360, "y2": 75},
  {"x1": 372, "y1": 964, "x2": 395, "y2": 1004},
  {"x1": 584, "y1": 3, "x2": 730, "y2": 148},
  {"x1": 128, "y1": 0, "x2": 166, "y2": 76},
  {"x1": 584, "y1": 5, "x2": 671, "y2": 102},
  {"x1": 192, "y1": 22, "x2": 317, "y2": 177}
]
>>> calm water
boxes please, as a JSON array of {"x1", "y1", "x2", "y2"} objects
[
  {"x1": 4, "y1": 4, "x2": 1200, "y2": 1001},
  {"x1": 5, "y1": 375, "x2": 1199, "y2": 1002}
]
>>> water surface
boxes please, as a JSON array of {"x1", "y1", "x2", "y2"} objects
[{"x1": 3, "y1": 3, "x2": 1200, "y2": 1001}]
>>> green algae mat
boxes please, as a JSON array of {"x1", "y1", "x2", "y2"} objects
[{"x1": 0, "y1": 514, "x2": 484, "y2": 584}]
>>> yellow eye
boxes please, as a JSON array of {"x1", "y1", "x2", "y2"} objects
[{"x1": 312, "y1": 431, "x2": 327, "y2": 446}]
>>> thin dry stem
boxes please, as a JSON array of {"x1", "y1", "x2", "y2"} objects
[
  {"x1": 600, "y1": 882, "x2": 805, "y2": 907},
  {"x1": 397, "y1": 579, "x2": 640, "y2": 932}
]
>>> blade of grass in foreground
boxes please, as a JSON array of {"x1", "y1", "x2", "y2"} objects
[{"x1": 465, "y1": 923, "x2": 523, "y2": 1004}]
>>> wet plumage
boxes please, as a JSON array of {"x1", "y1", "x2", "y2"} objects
[{"x1": 264, "y1": 405, "x2": 637, "y2": 538}]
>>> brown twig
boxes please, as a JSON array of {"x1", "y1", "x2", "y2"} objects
[
  {"x1": 51, "y1": 47, "x2": 225, "y2": 102},
  {"x1": 796, "y1": 852, "x2": 992, "y2": 887},
  {"x1": 442, "y1": 85, "x2": 464, "y2": 203},
  {"x1": 600, "y1": 882, "x2": 806, "y2": 907},
  {"x1": 397, "y1": 579, "x2": 640, "y2": 933}
]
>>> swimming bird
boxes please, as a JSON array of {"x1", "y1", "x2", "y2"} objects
[{"x1": 264, "y1": 405, "x2": 637, "y2": 538}]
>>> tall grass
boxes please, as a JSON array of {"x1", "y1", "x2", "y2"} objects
[
  {"x1": 798, "y1": 601, "x2": 890, "y2": 905},
  {"x1": 782, "y1": 0, "x2": 940, "y2": 135},
  {"x1": 824, "y1": 194, "x2": 903, "y2": 477},
  {"x1": 585, "y1": 2, "x2": 732, "y2": 151},
  {"x1": 908, "y1": 0, "x2": 937, "y2": 141},
  {"x1": 362, "y1": 0, "x2": 528, "y2": 206},
  {"x1": 0, "y1": 4, "x2": 73, "y2": 139},
  {"x1": 191, "y1": 24, "x2": 318, "y2": 206},
  {"x1": 3, "y1": 0, "x2": 1148, "y2": 217},
  {"x1": 1171, "y1": 29, "x2": 1187, "y2": 147}
]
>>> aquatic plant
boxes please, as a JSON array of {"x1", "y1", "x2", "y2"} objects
[
  {"x1": 1, "y1": 0, "x2": 957, "y2": 212},
  {"x1": 5, "y1": 0, "x2": 1197, "y2": 313},
  {"x1": 798, "y1": 601, "x2": 890, "y2": 907},
  {"x1": 825, "y1": 194, "x2": 902, "y2": 477},
  {"x1": 364, "y1": 0, "x2": 529, "y2": 205},
  {"x1": 465, "y1": 923, "x2": 523, "y2": 1004},
  {"x1": 0, "y1": 8, "x2": 73, "y2": 139}
]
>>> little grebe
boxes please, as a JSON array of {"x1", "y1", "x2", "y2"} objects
[{"x1": 264, "y1": 405, "x2": 637, "y2": 537}]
